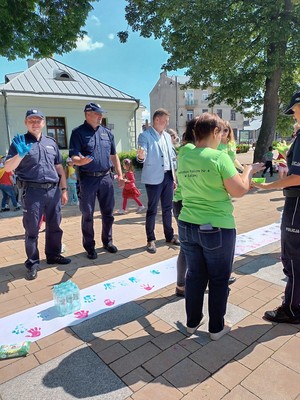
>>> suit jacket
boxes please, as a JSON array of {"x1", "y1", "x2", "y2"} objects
[{"x1": 137, "y1": 127, "x2": 176, "y2": 184}]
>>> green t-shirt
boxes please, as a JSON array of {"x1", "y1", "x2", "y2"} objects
[
  {"x1": 217, "y1": 141, "x2": 236, "y2": 163},
  {"x1": 173, "y1": 143, "x2": 195, "y2": 202},
  {"x1": 177, "y1": 147, "x2": 238, "y2": 228}
]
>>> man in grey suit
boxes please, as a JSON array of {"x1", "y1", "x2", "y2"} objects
[{"x1": 137, "y1": 108, "x2": 180, "y2": 253}]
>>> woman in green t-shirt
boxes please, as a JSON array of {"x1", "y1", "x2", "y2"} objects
[
  {"x1": 177, "y1": 113, "x2": 263, "y2": 340},
  {"x1": 217, "y1": 120, "x2": 244, "y2": 172}
]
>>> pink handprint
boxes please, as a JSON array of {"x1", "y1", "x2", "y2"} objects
[
  {"x1": 25, "y1": 327, "x2": 41, "y2": 337},
  {"x1": 104, "y1": 298, "x2": 115, "y2": 306},
  {"x1": 74, "y1": 310, "x2": 89, "y2": 319},
  {"x1": 141, "y1": 284, "x2": 154, "y2": 291}
]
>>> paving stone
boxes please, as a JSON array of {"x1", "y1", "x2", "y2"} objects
[
  {"x1": 236, "y1": 256, "x2": 286, "y2": 287},
  {"x1": 0, "y1": 345, "x2": 132, "y2": 400},
  {"x1": 242, "y1": 358, "x2": 300, "y2": 400},
  {"x1": 71, "y1": 302, "x2": 147, "y2": 342}
]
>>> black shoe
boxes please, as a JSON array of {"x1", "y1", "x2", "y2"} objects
[
  {"x1": 166, "y1": 235, "x2": 180, "y2": 246},
  {"x1": 87, "y1": 249, "x2": 97, "y2": 259},
  {"x1": 26, "y1": 267, "x2": 37, "y2": 280},
  {"x1": 47, "y1": 255, "x2": 71, "y2": 265},
  {"x1": 1, "y1": 207, "x2": 10, "y2": 212},
  {"x1": 228, "y1": 276, "x2": 236, "y2": 285},
  {"x1": 264, "y1": 306, "x2": 300, "y2": 324},
  {"x1": 103, "y1": 243, "x2": 118, "y2": 253},
  {"x1": 175, "y1": 287, "x2": 185, "y2": 297}
]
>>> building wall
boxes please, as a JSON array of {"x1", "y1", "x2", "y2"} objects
[
  {"x1": 0, "y1": 95, "x2": 143, "y2": 155},
  {"x1": 150, "y1": 71, "x2": 244, "y2": 137}
]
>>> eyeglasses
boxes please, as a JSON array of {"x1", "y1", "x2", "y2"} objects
[{"x1": 223, "y1": 129, "x2": 229, "y2": 133}]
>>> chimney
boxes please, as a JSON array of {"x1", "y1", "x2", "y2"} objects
[{"x1": 27, "y1": 59, "x2": 39, "y2": 68}]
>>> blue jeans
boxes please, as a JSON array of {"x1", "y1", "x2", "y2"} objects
[
  {"x1": 0, "y1": 184, "x2": 18, "y2": 208},
  {"x1": 178, "y1": 220, "x2": 236, "y2": 333},
  {"x1": 145, "y1": 171, "x2": 174, "y2": 242}
]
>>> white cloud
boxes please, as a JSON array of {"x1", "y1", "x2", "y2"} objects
[
  {"x1": 75, "y1": 35, "x2": 104, "y2": 52},
  {"x1": 91, "y1": 15, "x2": 101, "y2": 26},
  {"x1": 108, "y1": 33, "x2": 114, "y2": 40}
]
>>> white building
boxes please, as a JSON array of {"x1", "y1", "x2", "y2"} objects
[
  {"x1": 0, "y1": 58, "x2": 145, "y2": 155},
  {"x1": 150, "y1": 71, "x2": 244, "y2": 138}
]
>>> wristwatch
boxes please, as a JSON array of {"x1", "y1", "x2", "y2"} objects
[{"x1": 61, "y1": 187, "x2": 68, "y2": 191}]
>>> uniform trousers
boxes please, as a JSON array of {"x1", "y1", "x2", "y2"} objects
[
  {"x1": 79, "y1": 174, "x2": 114, "y2": 251},
  {"x1": 21, "y1": 186, "x2": 62, "y2": 270},
  {"x1": 281, "y1": 197, "x2": 300, "y2": 317},
  {"x1": 145, "y1": 170, "x2": 174, "y2": 242}
]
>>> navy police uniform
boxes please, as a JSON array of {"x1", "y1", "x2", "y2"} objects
[
  {"x1": 281, "y1": 130, "x2": 300, "y2": 319},
  {"x1": 69, "y1": 121, "x2": 116, "y2": 252},
  {"x1": 6, "y1": 133, "x2": 63, "y2": 271}
]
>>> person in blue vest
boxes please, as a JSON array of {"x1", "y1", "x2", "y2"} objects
[
  {"x1": 69, "y1": 103, "x2": 124, "y2": 259},
  {"x1": 4, "y1": 109, "x2": 71, "y2": 280},
  {"x1": 137, "y1": 108, "x2": 179, "y2": 254}
]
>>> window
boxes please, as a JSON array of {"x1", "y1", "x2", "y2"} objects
[
  {"x1": 216, "y1": 109, "x2": 222, "y2": 118},
  {"x1": 46, "y1": 117, "x2": 67, "y2": 149},
  {"x1": 202, "y1": 90, "x2": 209, "y2": 101},
  {"x1": 202, "y1": 109, "x2": 209, "y2": 113},
  {"x1": 187, "y1": 110, "x2": 194, "y2": 121},
  {"x1": 231, "y1": 109, "x2": 236, "y2": 121},
  {"x1": 185, "y1": 90, "x2": 194, "y2": 105}
]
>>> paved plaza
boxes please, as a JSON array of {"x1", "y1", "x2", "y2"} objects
[{"x1": 0, "y1": 150, "x2": 299, "y2": 400}]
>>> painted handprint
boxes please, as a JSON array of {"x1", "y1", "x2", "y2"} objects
[
  {"x1": 140, "y1": 284, "x2": 154, "y2": 291},
  {"x1": 128, "y1": 277, "x2": 139, "y2": 284},
  {"x1": 150, "y1": 269, "x2": 160, "y2": 275},
  {"x1": 103, "y1": 283, "x2": 116, "y2": 290},
  {"x1": 74, "y1": 310, "x2": 89, "y2": 319},
  {"x1": 104, "y1": 299, "x2": 115, "y2": 306},
  {"x1": 25, "y1": 327, "x2": 41, "y2": 337},
  {"x1": 83, "y1": 294, "x2": 96, "y2": 303},
  {"x1": 12, "y1": 324, "x2": 26, "y2": 335}
]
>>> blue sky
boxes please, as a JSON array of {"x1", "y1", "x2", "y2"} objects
[{"x1": 0, "y1": 0, "x2": 185, "y2": 116}]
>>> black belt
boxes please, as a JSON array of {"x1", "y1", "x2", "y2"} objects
[
  {"x1": 283, "y1": 188, "x2": 300, "y2": 198},
  {"x1": 23, "y1": 182, "x2": 57, "y2": 189},
  {"x1": 80, "y1": 170, "x2": 110, "y2": 177}
]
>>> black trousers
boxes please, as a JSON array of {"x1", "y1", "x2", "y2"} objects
[{"x1": 281, "y1": 197, "x2": 300, "y2": 317}]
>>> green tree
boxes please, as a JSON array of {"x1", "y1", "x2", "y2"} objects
[
  {"x1": 0, "y1": 0, "x2": 97, "y2": 60},
  {"x1": 119, "y1": 0, "x2": 300, "y2": 161}
]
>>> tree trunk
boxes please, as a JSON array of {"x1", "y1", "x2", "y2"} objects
[{"x1": 253, "y1": 68, "x2": 282, "y2": 163}]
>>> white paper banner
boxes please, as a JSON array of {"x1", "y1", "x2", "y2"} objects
[{"x1": 0, "y1": 223, "x2": 280, "y2": 346}]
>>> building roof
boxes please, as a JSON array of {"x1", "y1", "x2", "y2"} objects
[{"x1": 0, "y1": 58, "x2": 137, "y2": 102}]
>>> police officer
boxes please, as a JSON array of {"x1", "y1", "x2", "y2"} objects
[
  {"x1": 253, "y1": 90, "x2": 300, "y2": 324},
  {"x1": 4, "y1": 109, "x2": 71, "y2": 280},
  {"x1": 69, "y1": 103, "x2": 124, "y2": 259}
]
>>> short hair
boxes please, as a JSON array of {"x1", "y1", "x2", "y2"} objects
[
  {"x1": 193, "y1": 113, "x2": 223, "y2": 141},
  {"x1": 152, "y1": 108, "x2": 170, "y2": 121}
]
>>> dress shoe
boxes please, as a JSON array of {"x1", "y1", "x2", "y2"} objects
[
  {"x1": 210, "y1": 324, "x2": 232, "y2": 341},
  {"x1": 146, "y1": 241, "x2": 156, "y2": 254},
  {"x1": 263, "y1": 306, "x2": 300, "y2": 324},
  {"x1": 26, "y1": 267, "x2": 37, "y2": 280},
  {"x1": 186, "y1": 316, "x2": 206, "y2": 334},
  {"x1": 103, "y1": 243, "x2": 118, "y2": 253},
  {"x1": 46, "y1": 255, "x2": 71, "y2": 265},
  {"x1": 228, "y1": 276, "x2": 236, "y2": 285},
  {"x1": 166, "y1": 235, "x2": 180, "y2": 246},
  {"x1": 87, "y1": 249, "x2": 97, "y2": 259}
]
